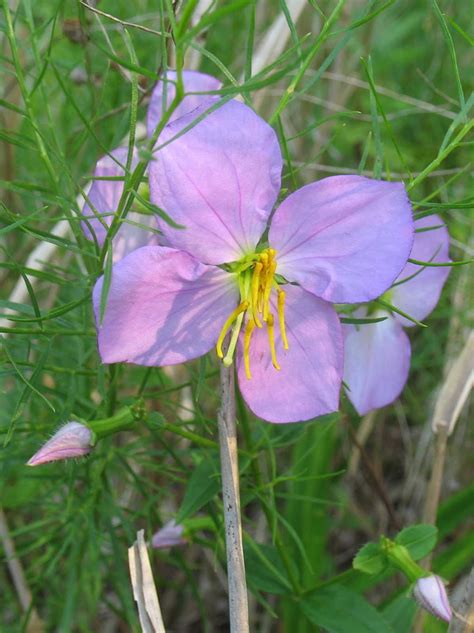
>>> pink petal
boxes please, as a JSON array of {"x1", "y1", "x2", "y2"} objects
[
  {"x1": 82, "y1": 148, "x2": 160, "y2": 262},
  {"x1": 147, "y1": 69, "x2": 222, "y2": 137},
  {"x1": 93, "y1": 246, "x2": 239, "y2": 366},
  {"x1": 269, "y1": 176, "x2": 414, "y2": 303},
  {"x1": 151, "y1": 520, "x2": 186, "y2": 549},
  {"x1": 149, "y1": 100, "x2": 282, "y2": 265},
  {"x1": 237, "y1": 285, "x2": 343, "y2": 423},
  {"x1": 27, "y1": 422, "x2": 92, "y2": 466},
  {"x1": 82, "y1": 147, "x2": 137, "y2": 246},
  {"x1": 413, "y1": 576, "x2": 452, "y2": 622},
  {"x1": 390, "y1": 214, "x2": 450, "y2": 326},
  {"x1": 343, "y1": 310, "x2": 411, "y2": 415},
  {"x1": 110, "y1": 212, "x2": 161, "y2": 263}
]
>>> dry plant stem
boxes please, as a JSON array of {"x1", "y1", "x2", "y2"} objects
[
  {"x1": 449, "y1": 568, "x2": 474, "y2": 633},
  {"x1": 128, "y1": 529, "x2": 166, "y2": 633},
  {"x1": 422, "y1": 425, "x2": 449, "y2": 529},
  {"x1": 347, "y1": 410, "x2": 377, "y2": 477},
  {"x1": 217, "y1": 362, "x2": 249, "y2": 633},
  {"x1": 345, "y1": 418, "x2": 401, "y2": 530},
  {"x1": 0, "y1": 508, "x2": 44, "y2": 632}
]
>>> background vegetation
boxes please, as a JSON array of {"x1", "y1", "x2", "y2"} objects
[{"x1": 1, "y1": 0, "x2": 472, "y2": 631}]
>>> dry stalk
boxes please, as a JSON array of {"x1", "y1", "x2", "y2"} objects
[
  {"x1": 128, "y1": 529, "x2": 166, "y2": 633},
  {"x1": 217, "y1": 362, "x2": 249, "y2": 633},
  {"x1": 0, "y1": 508, "x2": 44, "y2": 632}
]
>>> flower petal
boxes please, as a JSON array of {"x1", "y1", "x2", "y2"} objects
[
  {"x1": 82, "y1": 148, "x2": 160, "y2": 261},
  {"x1": 147, "y1": 69, "x2": 221, "y2": 137},
  {"x1": 93, "y1": 246, "x2": 239, "y2": 366},
  {"x1": 82, "y1": 147, "x2": 137, "y2": 246},
  {"x1": 27, "y1": 422, "x2": 92, "y2": 466},
  {"x1": 151, "y1": 520, "x2": 186, "y2": 549},
  {"x1": 237, "y1": 285, "x2": 343, "y2": 423},
  {"x1": 413, "y1": 576, "x2": 452, "y2": 623},
  {"x1": 109, "y1": 212, "x2": 161, "y2": 263},
  {"x1": 270, "y1": 176, "x2": 414, "y2": 303},
  {"x1": 149, "y1": 100, "x2": 283, "y2": 264},
  {"x1": 343, "y1": 310, "x2": 411, "y2": 415},
  {"x1": 390, "y1": 214, "x2": 450, "y2": 326}
]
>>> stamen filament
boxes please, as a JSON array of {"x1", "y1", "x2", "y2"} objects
[
  {"x1": 223, "y1": 309, "x2": 245, "y2": 366},
  {"x1": 243, "y1": 318, "x2": 256, "y2": 379},
  {"x1": 266, "y1": 313, "x2": 280, "y2": 371},
  {"x1": 216, "y1": 300, "x2": 249, "y2": 359},
  {"x1": 251, "y1": 262, "x2": 263, "y2": 327},
  {"x1": 258, "y1": 252, "x2": 268, "y2": 314},
  {"x1": 277, "y1": 290, "x2": 289, "y2": 350},
  {"x1": 263, "y1": 260, "x2": 277, "y2": 322}
]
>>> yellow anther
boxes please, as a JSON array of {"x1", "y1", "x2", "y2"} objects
[
  {"x1": 216, "y1": 300, "x2": 249, "y2": 359},
  {"x1": 243, "y1": 318, "x2": 256, "y2": 380},
  {"x1": 262, "y1": 260, "x2": 277, "y2": 322},
  {"x1": 266, "y1": 313, "x2": 280, "y2": 371},
  {"x1": 277, "y1": 290, "x2": 289, "y2": 350},
  {"x1": 251, "y1": 262, "x2": 263, "y2": 327}
]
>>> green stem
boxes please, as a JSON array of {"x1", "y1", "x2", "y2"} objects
[
  {"x1": 381, "y1": 537, "x2": 427, "y2": 582},
  {"x1": 86, "y1": 401, "x2": 145, "y2": 441}
]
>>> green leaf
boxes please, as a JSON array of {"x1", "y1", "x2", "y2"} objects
[
  {"x1": 375, "y1": 298, "x2": 427, "y2": 328},
  {"x1": 99, "y1": 246, "x2": 113, "y2": 325},
  {"x1": 382, "y1": 595, "x2": 417, "y2": 633},
  {"x1": 395, "y1": 524, "x2": 438, "y2": 560},
  {"x1": 353, "y1": 542, "x2": 386, "y2": 575},
  {"x1": 176, "y1": 457, "x2": 220, "y2": 522},
  {"x1": 300, "y1": 585, "x2": 395, "y2": 633},
  {"x1": 340, "y1": 316, "x2": 388, "y2": 325},
  {"x1": 244, "y1": 541, "x2": 292, "y2": 594}
]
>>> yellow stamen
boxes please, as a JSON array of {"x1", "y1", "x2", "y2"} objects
[
  {"x1": 251, "y1": 262, "x2": 263, "y2": 327},
  {"x1": 277, "y1": 290, "x2": 289, "y2": 350},
  {"x1": 262, "y1": 260, "x2": 277, "y2": 322},
  {"x1": 266, "y1": 313, "x2": 280, "y2": 370},
  {"x1": 243, "y1": 318, "x2": 256, "y2": 379},
  {"x1": 223, "y1": 309, "x2": 246, "y2": 366},
  {"x1": 216, "y1": 300, "x2": 249, "y2": 359}
]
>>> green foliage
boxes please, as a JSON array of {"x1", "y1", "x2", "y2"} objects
[
  {"x1": 0, "y1": 0, "x2": 472, "y2": 631},
  {"x1": 353, "y1": 542, "x2": 386, "y2": 575},
  {"x1": 395, "y1": 524, "x2": 439, "y2": 560},
  {"x1": 300, "y1": 585, "x2": 395, "y2": 633},
  {"x1": 176, "y1": 454, "x2": 220, "y2": 523}
]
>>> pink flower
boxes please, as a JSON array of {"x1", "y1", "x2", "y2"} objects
[
  {"x1": 413, "y1": 575, "x2": 452, "y2": 622},
  {"x1": 151, "y1": 521, "x2": 186, "y2": 549},
  {"x1": 146, "y1": 69, "x2": 221, "y2": 138},
  {"x1": 27, "y1": 422, "x2": 92, "y2": 466},
  {"x1": 81, "y1": 70, "x2": 221, "y2": 262},
  {"x1": 93, "y1": 99, "x2": 413, "y2": 423},
  {"x1": 343, "y1": 215, "x2": 450, "y2": 415}
]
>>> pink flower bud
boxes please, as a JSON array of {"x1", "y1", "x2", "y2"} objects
[
  {"x1": 151, "y1": 520, "x2": 185, "y2": 549},
  {"x1": 27, "y1": 422, "x2": 93, "y2": 466},
  {"x1": 413, "y1": 575, "x2": 452, "y2": 622}
]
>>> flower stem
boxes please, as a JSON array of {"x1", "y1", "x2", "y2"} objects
[{"x1": 217, "y1": 362, "x2": 249, "y2": 633}]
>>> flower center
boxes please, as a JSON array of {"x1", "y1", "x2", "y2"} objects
[{"x1": 216, "y1": 248, "x2": 289, "y2": 379}]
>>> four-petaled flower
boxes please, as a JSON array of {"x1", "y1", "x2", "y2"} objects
[
  {"x1": 343, "y1": 214, "x2": 450, "y2": 415},
  {"x1": 93, "y1": 98, "x2": 414, "y2": 423}
]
